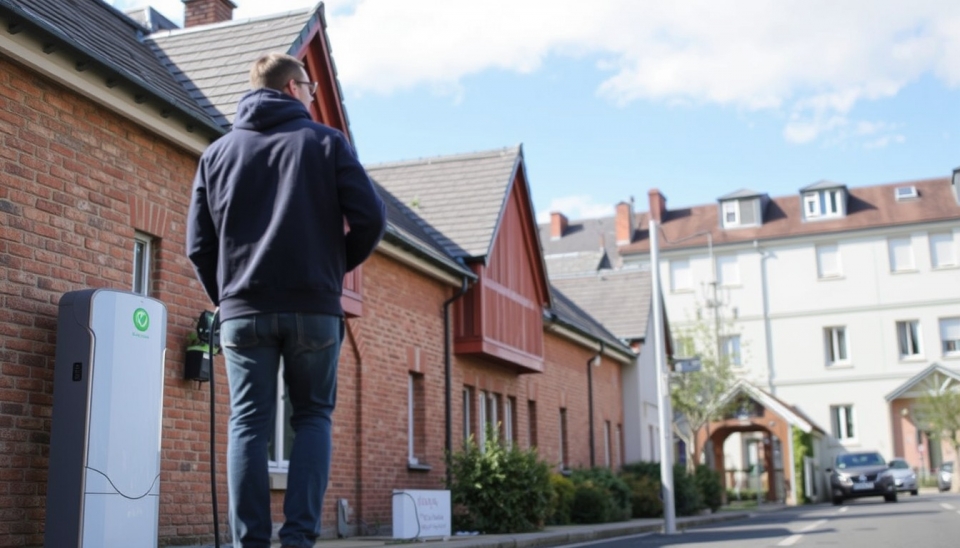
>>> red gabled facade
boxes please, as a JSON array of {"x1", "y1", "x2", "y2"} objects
[{"x1": 454, "y1": 162, "x2": 550, "y2": 373}]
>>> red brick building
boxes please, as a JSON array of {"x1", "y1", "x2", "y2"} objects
[{"x1": 0, "y1": 1, "x2": 638, "y2": 545}]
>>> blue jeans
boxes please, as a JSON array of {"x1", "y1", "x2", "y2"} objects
[{"x1": 220, "y1": 313, "x2": 343, "y2": 548}]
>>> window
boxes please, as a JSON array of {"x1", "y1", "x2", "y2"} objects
[
  {"x1": 803, "y1": 189, "x2": 844, "y2": 219},
  {"x1": 615, "y1": 424, "x2": 623, "y2": 469},
  {"x1": 831, "y1": 405, "x2": 856, "y2": 441},
  {"x1": 603, "y1": 421, "x2": 611, "y2": 467},
  {"x1": 649, "y1": 425, "x2": 657, "y2": 461},
  {"x1": 559, "y1": 408, "x2": 569, "y2": 470},
  {"x1": 673, "y1": 335, "x2": 695, "y2": 358},
  {"x1": 895, "y1": 186, "x2": 918, "y2": 200},
  {"x1": 133, "y1": 232, "x2": 153, "y2": 295},
  {"x1": 720, "y1": 199, "x2": 759, "y2": 228},
  {"x1": 888, "y1": 237, "x2": 915, "y2": 272},
  {"x1": 478, "y1": 391, "x2": 487, "y2": 447},
  {"x1": 930, "y1": 232, "x2": 958, "y2": 269},
  {"x1": 721, "y1": 335, "x2": 742, "y2": 366},
  {"x1": 716, "y1": 255, "x2": 740, "y2": 286},
  {"x1": 485, "y1": 392, "x2": 499, "y2": 440},
  {"x1": 669, "y1": 259, "x2": 692, "y2": 292},
  {"x1": 896, "y1": 321, "x2": 922, "y2": 359},
  {"x1": 941, "y1": 318, "x2": 960, "y2": 356},
  {"x1": 528, "y1": 400, "x2": 538, "y2": 447},
  {"x1": 504, "y1": 397, "x2": 516, "y2": 448},
  {"x1": 462, "y1": 387, "x2": 474, "y2": 442},
  {"x1": 408, "y1": 373, "x2": 426, "y2": 466},
  {"x1": 268, "y1": 365, "x2": 294, "y2": 471},
  {"x1": 816, "y1": 244, "x2": 841, "y2": 278},
  {"x1": 824, "y1": 327, "x2": 849, "y2": 366}
]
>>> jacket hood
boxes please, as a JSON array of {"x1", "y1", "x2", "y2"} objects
[{"x1": 233, "y1": 88, "x2": 310, "y2": 131}]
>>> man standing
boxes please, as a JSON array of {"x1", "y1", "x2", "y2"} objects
[{"x1": 186, "y1": 53, "x2": 386, "y2": 548}]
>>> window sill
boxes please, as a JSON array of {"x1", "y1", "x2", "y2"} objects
[
  {"x1": 269, "y1": 471, "x2": 288, "y2": 491},
  {"x1": 817, "y1": 275, "x2": 845, "y2": 281},
  {"x1": 942, "y1": 354, "x2": 960, "y2": 360},
  {"x1": 826, "y1": 362, "x2": 853, "y2": 370},
  {"x1": 407, "y1": 462, "x2": 433, "y2": 472},
  {"x1": 670, "y1": 288, "x2": 695, "y2": 294},
  {"x1": 890, "y1": 269, "x2": 918, "y2": 275},
  {"x1": 932, "y1": 265, "x2": 960, "y2": 271},
  {"x1": 898, "y1": 356, "x2": 925, "y2": 363}
]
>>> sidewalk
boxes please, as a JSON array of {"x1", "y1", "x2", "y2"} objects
[{"x1": 265, "y1": 503, "x2": 788, "y2": 548}]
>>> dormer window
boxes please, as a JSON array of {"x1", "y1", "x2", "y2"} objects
[
  {"x1": 720, "y1": 198, "x2": 761, "y2": 228},
  {"x1": 802, "y1": 188, "x2": 844, "y2": 220}
]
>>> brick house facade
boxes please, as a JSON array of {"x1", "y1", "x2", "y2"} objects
[{"x1": 0, "y1": 1, "x2": 638, "y2": 546}]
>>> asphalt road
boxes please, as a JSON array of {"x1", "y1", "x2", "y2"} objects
[{"x1": 574, "y1": 491, "x2": 960, "y2": 547}]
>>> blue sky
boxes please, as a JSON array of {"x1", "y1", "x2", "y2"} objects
[{"x1": 113, "y1": 0, "x2": 960, "y2": 222}]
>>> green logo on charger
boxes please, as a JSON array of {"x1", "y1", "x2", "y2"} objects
[{"x1": 133, "y1": 308, "x2": 150, "y2": 332}]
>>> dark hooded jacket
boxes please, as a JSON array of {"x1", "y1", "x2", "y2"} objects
[{"x1": 186, "y1": 89, "x2": 386, "y2": 321}]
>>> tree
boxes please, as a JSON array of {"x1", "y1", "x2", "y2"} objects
[
  {"x1": 911, "y1": 371, "x2": 960, "y2": 493},
  {"x1": 669, "y1": 303, "x2": 740, "y2": 467}
]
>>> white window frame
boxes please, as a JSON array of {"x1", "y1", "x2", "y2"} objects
[
  {"x1": 804, "y1": 190, "x2": 844, "y2": 219},
  {"x1": 896, "y1": 320, "x2": 923, "y2": 360},
  {"x1": 133, "y1": 232, "x2": 152, "y2": 295},
  {"x1": 478, "y1": 391, "x2": 488, "y2": 447},
  {"x1": 722, "y1": 201, "x2": 740, "y2": 227},
  {"x1": 816, "y1": 244, "x2": 842, "y2": 279},
  {"x1": 830, "y1": 404, "x2": 857, "y2": 442},
  {"x1": 803, "y1": 193, "x2": 820, "y2": 218},
  {"x1": 408, "y1": 374, "x2": 419, "y2": 465},
  {"x1": 716, "y1": 255, "x2": 740, "y2": 286},
  {"x1": 824, "y1": 326, "x2": 849, "y2": 366},
  {"x1": 824, "y1": 189, "x2": 842, "y2": 216},
  {"x1": 721, "y1": 335, "x2": 742, "y2": 367},
  {"x1": 888, "y1": 236, "x2": 915, "y2": 272},
  {"x1": 669, "y1": 259, "x2": 692, "y2": 292},
  {"x1": 930, "y1": 232, "x2": 958, "y2": 269},
  {"x1": 940, "y1": 317, "x2": 960, "y2": 357},
  {"x1": 603, "y1": 421, "x2": 611, "y2": 467}
]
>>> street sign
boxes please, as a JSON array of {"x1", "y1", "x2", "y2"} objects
[{"x1": 673, "y1": 357, "x2": 702, "y2": 373}]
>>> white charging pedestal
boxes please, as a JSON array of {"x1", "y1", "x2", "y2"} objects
[{"x1": 45, "y1": 289, "x2": 167, "y2": 547}]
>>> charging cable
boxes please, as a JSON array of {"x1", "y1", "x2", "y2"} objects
[{"x1": 206, "y1": 308, "x2": 221, "y2": 548}]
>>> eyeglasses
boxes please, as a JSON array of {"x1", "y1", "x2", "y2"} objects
[{"x1": 294, "y1": 80, "x2": 318, "y2": 96}]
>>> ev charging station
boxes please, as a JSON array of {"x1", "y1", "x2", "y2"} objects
[{"x1": 45, "y1": 288, "x2": 167, "y2": 547}]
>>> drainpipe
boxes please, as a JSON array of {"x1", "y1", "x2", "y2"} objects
[
  {"x1": 754, "y1": 240, "x2": 776, "y2": 394},
  {"x1": 444, "y1": 277, "x2": 470, "y2": 488},
  {"x1": 588, "y1": 341, "x2": 604, "y2": 468}
]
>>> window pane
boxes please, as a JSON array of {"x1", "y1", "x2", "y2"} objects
[
  {"x1": 888, "y1": 237, "x2": 914, "y2": 271},
  {"x1": 717, "y1": 255, "x2": 739, "y2": 286},
  {"x1": 722, "y1": 201, "x2": 738, "y2": 225},
  {"x1": 804, "y1": 194, "x2": 819, "y2": 217},
  {"x1": 670, "y1": 260, "x2": 691, "y2": 291},
  {"x1": 941, "y1": 318, "x2": 960, "y2": 354},
  {"x1": 816, "y1": 244, "x2": 840, "y2": 278},
  {"x1": 930, "y1": 233, "x2": 957, "y2": 268},
  {"x1": 836, "y1": 328, "x2": 847, "y2": 361},
  {"x1": 739, "y1": 199, "x2": 757, "y2": 225}
]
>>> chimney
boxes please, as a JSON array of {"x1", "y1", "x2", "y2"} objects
[
  {"x1": 183, "y1": 0, "x2": 236, "y2": 28},
  {"x1": 648, "y1": 188, "x2": 667, "y2": 222},
  {"x1": 615, "y1": 199, "x2": 635, "y2": 245},
  {"x1": 549, "y1": 212, "x2": 568, "y2": 240}
]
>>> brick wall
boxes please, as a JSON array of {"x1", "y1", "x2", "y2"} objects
[
  {"x1": 0, "y1": 55, "x2": 224, "y2": 545},
  {"x1": 183, "y1": 0, "x2": 235, "y2": 28}
]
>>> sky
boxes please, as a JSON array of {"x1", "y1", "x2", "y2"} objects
[{"x1": 111, "y1": 0, "x2": 960, "y2": 223}]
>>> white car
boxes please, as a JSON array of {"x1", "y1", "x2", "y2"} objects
[
  {"x1": 939, "y1": 462, "x2": 954, "y2": 492},
  {"x1": 886, "y1": 458, "x2": 918, "y2": 496}
]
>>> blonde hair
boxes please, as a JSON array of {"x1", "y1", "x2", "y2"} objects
[{"x1": 249, "y1": 53, "x2": 305, "y2": 92}]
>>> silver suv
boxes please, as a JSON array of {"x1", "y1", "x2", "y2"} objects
[{"x1": 827, "y1": 451, "x2": 898, "y2": 505}]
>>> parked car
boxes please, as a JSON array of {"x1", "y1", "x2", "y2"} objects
[
  {"x1": 827, "y1": 451, "x2": 898, "y2": 505},
  {"x1": 886, "y1": 458, "x2": 919, "y2": 496},
  {"x1": 938, "y1": 462, "x2": 954, "y2": 492}
]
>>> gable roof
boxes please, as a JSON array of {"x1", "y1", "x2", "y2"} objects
[
  {"x1": 366, "y1": 146, "x2": 523, "y2": 259},
  {"x1": 716, "y1": 380, "x2": 824, "y2": 434},
  {"x1": 885, "y1": 363, "x2": 960, "y2": 401},
  {"x1": 0, "y1": 0, "x2": 222, "y2": 134},
  {"x1": 549, "y1": 269, "x2": 651, "y2": 342},
  {"x1": 546, "y1": 286, "x2": 635, "y2": 360},
  {"x1": 146, "y1": 8, "x2": 317, "y2": 128},
  {"x1": 800, "y1": 180, "x2": 846, "y2": 192},
  {"x1": 718, "y1": 188, "x2": 766, "y2": 200},
  {"x1": 620, "y1": 177, "x2": 960, "y2": 254}
]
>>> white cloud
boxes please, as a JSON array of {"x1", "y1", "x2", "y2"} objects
[
  {"x1": 535, "y1": 195, "x2": 614, "y2": 224},
  {"x1": 113, "y1": 0, "x2": 960, "y2": 146}
]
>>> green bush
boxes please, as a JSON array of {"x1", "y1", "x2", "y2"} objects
[
  {"x1": 694, "y1": 465, "x2": 723, "y2": 512},
  {"x1": 547, "y1": 473, "x2": 575, "y2": 525},
  {"x1": 448, "y1": 430, "x2": 553, "y2": 534},
  {"x1": 620, "y1": 472, "x2": 662, "y2": 517},
  {"x1": 621, "y1": 461, "x2": 661, "y2": 478},
  {"x1": 673, "y1": 464, "x2": 703, "y2": 516},
  {"x1": 569, "y1": 481, "x2": 611, "y2": 524},
  {"x1": 569, "y1": 468, "x2": 632, "y2": 522}
]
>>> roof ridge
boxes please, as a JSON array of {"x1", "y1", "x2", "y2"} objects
[
  {"x1": 146, "y1": 7, "x2": 313, "y2": 39},
  {"x1": 365, "y1": 145, "x2": 522, "y2": 170}
]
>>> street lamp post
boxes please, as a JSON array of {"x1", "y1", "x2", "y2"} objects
[{"x1": 650, "y1": 219, "x2": 677, "y2": 535}]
